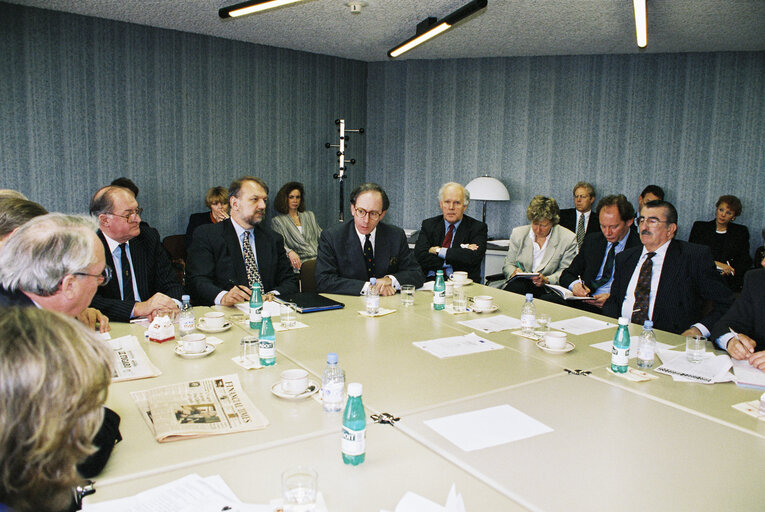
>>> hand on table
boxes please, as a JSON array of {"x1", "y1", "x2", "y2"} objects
[
  {"x1": 288, "y1": 251, "x2": 302, "y2": 269},
  {"x1": 680, "y1": 326, "x2": 703, "y2": 337},
  {"x1": 133, "y1": 293, "x2": 180, "y2": 321},
  {"x1": 373, "y1": 276, "x2": 396, "y2": 296},
  {"x1": 726, "y1": 333, "x2": 757, "y2": 360},
  {"x1": 77, "y1": 307, "x2": 110, "y2": 333},
  {"x1": 748, "y1": 350, "x2": 765, "y2": 371},
  {"x1": 221, "y1": 285, "x2": 251, "y2": 306}
]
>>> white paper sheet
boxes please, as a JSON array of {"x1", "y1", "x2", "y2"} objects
[
  {"x1": 457, "y1": 314, "x2": 522, "y2": 333},
  {"x1": 654, "y1": 350, "x2": 734, "y2": 384},
  {"x1": 413, "y1": 332, "x2": 504, "y2": 359},
  {"x1": 548, "y1": 316, "x2": 615, "y2": 335},
  {"x1": 591, "y1": 339, "x2": 674, "y2": 359},
  {"x1": 384, "y1": 484, "x2": 466, "y2": 512},
  {"x1": 731, "y1": 359, "x2": 765, "y2": 389}
]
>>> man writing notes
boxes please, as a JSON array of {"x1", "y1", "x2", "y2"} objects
[
  {"x1": 603, "y1": 200, "x2": 733, "y2": 335},
  {"x1": 414, "y1": 182, "x2": 487, "y2": 283},
  {"x1": 186, "y1": 176, "x2": 298, "y2": 306},
  {"x1": 559, "y1": 181, "x2": 600, "y2": 249},
  {"x1": 557, "y1": 195, "x2": 641, "y2": 311},
  {"x1": 711, "y1": 268, "x2": 765, "y2": 370},
  {"x1": 90, "y1": 186, "x2": 183, "y2": 321},
  {"x1": 316, "y1": 183, "x2": 424, "y2": 296}
]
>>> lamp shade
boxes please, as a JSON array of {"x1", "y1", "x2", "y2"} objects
[{"x1": 465, "y1": 176, "x2": 510, "y2": 202}]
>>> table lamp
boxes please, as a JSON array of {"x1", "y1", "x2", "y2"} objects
[{"x1": 464, "y1": 175, "x2": 510, "y2": 225}]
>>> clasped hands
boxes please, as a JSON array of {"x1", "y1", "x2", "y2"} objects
[
  {"x1": 370, "y1": 276, "x2": 396, "y2": 296},
  {"x1": 428, "y1": 244, "x2": 479, "y2": 255},
  {"x1": 133, "y1": 293, "x2": 181, "y2": 321}
]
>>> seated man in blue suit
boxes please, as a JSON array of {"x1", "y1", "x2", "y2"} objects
[
  {"x1": 316, "y1": 183, "x2": 424, "y2": 296},
  {"x1": 187, "y1": 176, "x2": 298, "y2": 306},
  {"x1": 414, "y1": 182, "x2": 487, "y2": 283}
]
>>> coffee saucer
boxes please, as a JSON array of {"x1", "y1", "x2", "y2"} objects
[
  {"x1": 469, "y1": 304, "x2": 498, "y2": 314},
  {"x1": 174, "y1": 344, "x2": 215, "y2": 358},
  {"x1": 449, "y1": 277, "x2": 473, "y2": 286},
  {"x1": 197, "y1": 321, "x2": 232, "y2": 333},
  {"x1": 536, "y1": 340, "x2": 575, "y2": 354},
  {"x1": 271, "y1": 380, "x2": 320, "y2": 400}
]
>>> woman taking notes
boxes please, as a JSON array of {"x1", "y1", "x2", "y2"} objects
[{"x1": 271, "y1": 182, "x2": 322, "y2": 270}]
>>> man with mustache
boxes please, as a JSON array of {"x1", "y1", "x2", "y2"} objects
[{"x1": 187, "y1": 176, "x2": 298, "y2": 306}]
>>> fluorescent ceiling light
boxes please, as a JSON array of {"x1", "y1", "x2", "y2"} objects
[
  {"x1": 633, "y1": 0, "x2": 647, "y2": 48},
  {"x1": 219, "y1": 0, "x2": 305, "y2": 19}
]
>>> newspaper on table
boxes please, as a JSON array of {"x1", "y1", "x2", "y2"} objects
[
  {"x1": 109, "y1": 335, "x2": 161, "y2": 382},
  {"x1": 131, "y1": 374, "x2": 268, "y2": 442}
]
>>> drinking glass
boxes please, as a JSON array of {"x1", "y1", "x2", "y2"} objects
[
  {"x1": 280, "y1": 302, "x2": 296, "y2": 329},
  {"x1": 401, "y1": 284, "x2": 415, "y2": 306},
  {"x1": 537, "y1": 314, "x2": 551, "y2": 333},
  {"x1": 452, "y1": 284, "x2": 467, "y2": 312},
  {"x1": 282, "y1": 466, "x2": 317, "y2": 510},
  {"x1": 241, "y1": 335, "x2": 259, "y2": 365},
  {"x1": 686, "y1": 335, "x2": 706, "y2": 363}
]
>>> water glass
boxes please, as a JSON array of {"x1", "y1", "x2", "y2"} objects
[
  {"x1": 241, "y1": 335, "x2": 259, "y2": 364},
  {"x1": 686, "y1": 335, "x2": 706, "y2": 363},
  {"x1": 537, "y1": 314, "x2": 551, "y2": 333},
  {"x1": 452, "y1": 284, "x2": 467, "y2": 312},
  {"x1": 401, "y1": 284, "x2": 415, "y2": 306},
  {"x1": 282, "y1": 466, "x2": 318, "y2": 509},
  {"x1": 280, "y1": 302, "x2": 296, "y2": 329}
]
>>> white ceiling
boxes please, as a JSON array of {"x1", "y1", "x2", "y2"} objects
[{"x1": 8, "y1": 0, "x2": 765, "y2": 62}]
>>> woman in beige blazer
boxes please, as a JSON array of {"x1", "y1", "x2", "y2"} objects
[{"x1": 502, "y1": 195, "x2": 578, "y2": 297}]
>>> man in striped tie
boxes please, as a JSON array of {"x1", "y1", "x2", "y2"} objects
[{"x1": 558, "y1": 182, "x2": 600, "y2": 249}]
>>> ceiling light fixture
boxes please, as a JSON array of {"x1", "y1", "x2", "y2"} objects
[
  {"x1": 633, "y1": 0, "x2": 647, "y2": 48},
  {"x1": 219, "y1": 0, "x2": 305, "y2": 19},
  {"x1": 388, "y1": 0, "x2": 488, "y2": 58}
]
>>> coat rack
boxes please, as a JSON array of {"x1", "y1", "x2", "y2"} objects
[{"x1": 325, "y1": 118, "x2": 364, "y2": 222}]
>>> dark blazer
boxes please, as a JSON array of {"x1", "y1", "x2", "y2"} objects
[
  {"x1": 711, "y1": 269, "x2": 765, "y2": 352},
  {"x1": 688, "y1": 220, "x2": 751, "y2": 291},
  {"x1": 315, "y1": 220, "x2": 424, "y2": 295},
  {"x1": 185, "y1": 211, "x2": 214, "y2": 249},
  {"x1": 414, "y1": 214, "x2": 487, "y2": 283},
  {"x1": 603, "y1": 239, "x2": 734, "y2": 334},
  {"x1": 559, "y1": 229, "x2": 642, "y2": 290},
  {"x1": 0, "y1": 285, "x2": 34, "y2": 307},
  {"x1": 91, "y1": 227, "x2": 184, "y2": 321},
  {"x1": 559, "y1": 208, "x2": 601, "y2": 237},
  {"x1": 186, "y1": 218, "x2": 298, "y2": 305}
]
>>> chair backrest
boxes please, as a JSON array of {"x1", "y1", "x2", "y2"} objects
[
  {"x1": 162, "y1": 234, "x2": 186, "y2": 285},
  {"x1": 300, "y1": 259, "x2": 317, "y2": 293}
]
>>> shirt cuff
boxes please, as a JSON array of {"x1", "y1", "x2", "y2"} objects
[
  {"x1": 360, "y1": 282, "x2": 370, "y2": 296},
  {"x1": 437, "y1": 247, "x2": 447, "y2": 259},
  {"x1": 568, "y1": 280, "x2": 581, "y2": 292},
  {"x1": 387, "y1": 275, "x2": 401, "y2": 291},
  {"x1": 692, "y1": 323, "x2": 711, "y2": 338},
  {"x1": 214, "y1": 290, "x2": 227, "y2": 306},
  {"x1": 715, "y1": 332, "x2": 734, "y2": 351}
]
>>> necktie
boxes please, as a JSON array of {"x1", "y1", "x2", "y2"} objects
[
  {"x1": 576, "y1": 213, "x2": 585, "y2": 248},
  {"x1": 242, "y1": 231, "x2": 262, "y2": 287},
  {"x1": 631, "y1": 252, "x2": 656, "y2": 325},
  {"x1": 119, "y1": 243, "x2": 135, "y2": 303},
  {"x1": 363, "y1": 234, "x2": 375, "y2": 278},
  {"x1": 442, "y1": 224, "x2": 455, "y2": 248},
  {"x1": 591, "y1": 243, "x2": 616, "y2": 290}
]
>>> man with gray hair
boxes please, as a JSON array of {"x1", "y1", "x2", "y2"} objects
[
  {"x1": 0, "y1": 213, "x2": 111, "y2": 332},
  {"x1": 0, "y1": 197, "x2": 47, "y2": 250},
  {"x1": 414, "y1": 182, "x2": 487, "y2": 283},
  {"x1": 559, "y1": 181, "x2": 600, "y2": 249}
]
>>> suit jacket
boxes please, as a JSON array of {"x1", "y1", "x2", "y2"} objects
[
  {"x1": 91, "y1": 226, "x2": 184, "y2": 321},
  {"x1": 559, "y1": 208, "x2": 601, "y2": 237},
  {"x1": 711, "y1": 269, "x2": 765, "y2": 352},
  {"x1": 185, "y1": 211, "x2": 214, "y2": 249},
  {"x1": 688, "y1": 220, "x2": 751, "y2": 291},
  {"x1": 502, "y1": 224, "x2": 578, "y2": 285},
  {"x1": 315, "y1": 220, "x2": 424, "y2": 295},
  {"x1": 186, "y1": 218, "x2": 298, "y2": 305},
  {"x1": 414, "y1": 214, "x2": 487, "y2": 283},
  {"x1": 559, "y1": 229, "x2": 642, "y2": 290},
  {"x1": 603, "y1": 239, "x2": 734, "y2": 334},
  {"x1": 0, "y1": 285, "x2": 34, "y2": 307}
]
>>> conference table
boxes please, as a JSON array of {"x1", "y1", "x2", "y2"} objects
[{"x1": 86, "y1": 284, "x2": 765, "y2": 511}]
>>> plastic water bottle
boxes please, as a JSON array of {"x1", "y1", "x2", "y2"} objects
[
  {"x1": 322, "y1": 352, "x2": 345, "y2": 412},
  {"x1": 178, "y1": 295, "x2": 195, "y2": 335},
  {"x1": 342, "y1": 382, "x2": 366, "y2": 465},
  {"x1": 433, "y1": 270, "x2": 445, "y2": 310},
  {"x1": 249, "y1": 282, "x2": 263, "y2": 331},
  {"x1": 611, "y1": 316, "x2": 631, "y2": 373},
  {"x1": 258, "y1": 311, "x2": 276, "y2": 366},
  {"x1": 366, "y1": 277, "x2": 380, "y2": 315},
  {"x1": 520, "y1": 293, "x2": 536, "y2": 335},
  {"x1": 637, "y1": 320, "x2": 656, "y2": 369}
]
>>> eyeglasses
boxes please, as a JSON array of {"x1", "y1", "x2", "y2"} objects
[
  {"x1": 352, "y1": 207, "x2": 382, "y2": 220},
  {"x1": 72, "y1": 266, "x2": 113, "y2": 286},
  {"x1": 636, "y1": 216, "x2": 670, "y2": 226},
  {"x1": 108, "y1": 208, "x2": 143, "y2": 222},
  {"x1": 574, "y1": 194, "x2": 592, "y2": 200}
]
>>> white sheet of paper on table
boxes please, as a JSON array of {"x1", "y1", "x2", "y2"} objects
[
  {"x1": 654, "y1": 350, "x2": 733, "y2": 383},
  {"x1": 548, "y1": 316, "x2": 615, "y2": 335},
  {"x1": 458, "y1": 314, "x2": 522, "y2": 333},
  {"x1": 385, "y1": 483, "x2": 466, "y2": 512},
  {"x1": 591, "y1": 339, "x2": 674, "y2": 359},
  {"x1": 413, "y1": 332, "x2": 504, "y2": 359},
  {"x1": 424, "y1": 404, "x2": 553, "y2": 451},
  {"x1": 731, "y1": 358, "x2": 765, "y2": 389}
]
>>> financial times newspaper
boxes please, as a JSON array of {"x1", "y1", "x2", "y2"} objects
[
  {"x1": 131, "y1": 374, "x2": 268, "y2": 442},
  {"x1": 109, "y1": 335, "x2": 162, "y2": 382}
]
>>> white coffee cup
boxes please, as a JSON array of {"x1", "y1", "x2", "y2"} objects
[
  {"x1": 452, "y1": 271, "x2": 468, "y2": 284},
  {"x1": 280, "y1": 369, "x2": 309, "y2": 395},
  {"x1": 200, "y1": 311, "x2": 226, "y2": 329},
  {"x1": 181, "y1": 333, "x2": 207, "y2": 354},
  {"x1": 545, "y1": 331, "x2": 567, "y2": 350},
  {"x1": 472, "y1": 295, "x2": 494, "y2": 310}
]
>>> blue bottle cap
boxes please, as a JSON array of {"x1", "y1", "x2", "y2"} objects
[
  {"x1": 370, "y1": 277, "x2": 377, "y2": 285},
  {"x1": 327, "y1": 352, "x2": 338, "y2": 364},
  {"x1": 182, "y1": 294, "x2": 190, "y2": 301},
  {"x1": 644, "y1": 320, "x2": 653, "y2": 328},
  {"x1": 525, "y1": 293, "x2": 533, "y2": 301}
]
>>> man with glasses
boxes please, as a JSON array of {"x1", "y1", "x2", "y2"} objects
[
  {"x1": 559, "y1": 182, "x2": 601, "y2": 249},
  {"x1": 603, "y1": 200, "x2": 733, "y2": 335},
  {"x1": 316, "y1": 183, "x2": 424, "y2": 295},
  {"x1": 90, "y1": 185, "x2": 183, "y2": 321}
]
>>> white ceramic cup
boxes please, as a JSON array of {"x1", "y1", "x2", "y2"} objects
[
  {"x1": 452, "y1": 271, "x2": 468, "y2": 284},
  {"x1": 181, "y1": 333, "x2": 207, "y2": 354},
  {"x1": 545, "y1": 331, "x2": 567, "y2": 350},
  {"x1": 280, "y1": 369, "x2": 309, "y2": 395},
  {"x1": 472, "y1": 295, "x2": 494, "y2": 310},
  {"x1": 200, "y1": 311, "x2": 226, "y2": 329}
]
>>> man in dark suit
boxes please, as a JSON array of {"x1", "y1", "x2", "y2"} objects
[
  {"x1": 90, "y1": 185, "x2": 183, "y2": 321},
  {"x1": 186, "y1": 177, "x2": 298, "y2": 306},
  {"x1": 556, "y1": 194, "x2": 641, "y2": 311},
  {"x1": 316, "y1": 183, "x2": 424, "y2": 296},
  {"x1": 711, "y1": 268, "x2": 765, "y2": 369},
  {"x1": 414, "y1": 182, "x2": 487, "y2": 283},
  {"x1": 558, "y1": 181, "x2": 600, "y2": 249},
  {"x1": 603, "y1": 200, "x2": 734, "y2": 335}
]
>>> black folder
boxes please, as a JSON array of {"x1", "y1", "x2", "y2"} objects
[{"x1": 276, "y1": 293, "x2": 344, "y2": 313}]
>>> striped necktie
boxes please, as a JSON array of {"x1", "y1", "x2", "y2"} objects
[
  {"x1": 242, "y1": 231, "x2": 262, "y2": 287},
  {"x1": 631, "y1": 252, "x2": 655, "y2": 325}
]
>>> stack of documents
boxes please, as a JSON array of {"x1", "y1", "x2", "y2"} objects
[{"x1": 654, "y1": 350, "x2": 733, "y2": 384}]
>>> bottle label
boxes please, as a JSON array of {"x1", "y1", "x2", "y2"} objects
[
  {"x1": 322, "y1": 382, "x2": 344, "y2": 403},
  {"x1": 258, "y1": 338, "x2": 275, "y2": 358},
  {"x1": 521, "y1": 314, "x2": 535, "y2": 328},
  {"x1": 180, "y1": 317, "x2": 195, "y2": 331},
  {"x1": 249, "y1": 305, "x2": 262, "y2": 324},
  {"x1": 341, "y1": 426, "x2": 366, "y2": 456},
  {"x1": 611, "y1": 346, "x2": 629, "y2": 366},
  {"x1": 637, "y1": 343, "x2": 654, "y2": 360},
  {"x1": 433, "y1": 290, "x2": 445, "y2": 305}
]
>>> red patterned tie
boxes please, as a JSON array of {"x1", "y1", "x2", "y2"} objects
[{"x1": 442, "y1": 224, "x2": 455, "y2": 248}]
